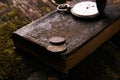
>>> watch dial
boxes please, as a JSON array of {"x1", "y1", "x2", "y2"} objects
[{"x1": 71, "y1": 1, "x2": 99, "y2": 18}]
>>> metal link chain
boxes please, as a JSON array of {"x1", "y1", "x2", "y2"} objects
[{"x1": 57, "y1": 4, "x2": 71, "y2": 12}]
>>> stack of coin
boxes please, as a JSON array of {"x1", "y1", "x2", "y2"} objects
[{"x1": 47, "y1": 37, "x2": 67, "y2": 53}]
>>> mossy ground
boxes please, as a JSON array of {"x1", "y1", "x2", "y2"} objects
[
  {"x1": 0, "y1": 3, "x2": 35, "y2": 80},
  {"x1": 0, "y1": 1, "x2": 55, "y2": 79}
]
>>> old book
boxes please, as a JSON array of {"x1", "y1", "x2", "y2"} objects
[{"x1": 12, "y1": 2, "x2": 120, "y2": 73}]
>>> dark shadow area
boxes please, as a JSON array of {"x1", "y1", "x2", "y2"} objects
[
  {"x1": 15, "y1": 39, "x2": 120, "y2": 80},
  {"x1": 110, "y1": 31, "x2": 120, "y2": 48},
  {"x1": 70, "y1": 12, "x2": 107, "y2": 22}
]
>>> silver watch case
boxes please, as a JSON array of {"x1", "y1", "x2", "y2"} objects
[{"x1": 71, "y1": 1, "x2": 100, "y2": 18}]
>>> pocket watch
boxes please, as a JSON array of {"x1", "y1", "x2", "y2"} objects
[{"x1": 57, "y1": 0, "x2": 106, "y2": 18}]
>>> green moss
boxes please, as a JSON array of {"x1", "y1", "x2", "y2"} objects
[
  {"x1": 0, "y1": 3, "x2": 7, "y2": 10},
  {"x1": 0, "y1": 4, "x2": 31, "y2": 80},
  {"x1": 37, "y1": 0, "x2": 53, "y2": 15},
  {"x1": 41, "y1": 7, "x2": 52, "y2": 14}
]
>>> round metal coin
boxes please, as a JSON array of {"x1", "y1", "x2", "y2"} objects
[
  {"x1": 47, "y1": 44, "x2": 67, "y2": 53},
  {"x1": 49, "y1": 37, "x2": 65, "y2": 44}
]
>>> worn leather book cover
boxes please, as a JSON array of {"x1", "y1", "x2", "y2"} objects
[{"x1": 12, "y1": 1, "x2": 120, "y2": 73}]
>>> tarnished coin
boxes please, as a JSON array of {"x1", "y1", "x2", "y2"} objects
[
  {"x1": 49, "y1": 37, "x2": 65, "y2": 44},
  {"x1": 46, "y1": 44, "x2": 67, "y2": 53}
]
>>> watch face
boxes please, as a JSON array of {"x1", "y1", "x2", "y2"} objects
[{"x1": 71, "y1": 1, "x2": 100, "y2": 18}]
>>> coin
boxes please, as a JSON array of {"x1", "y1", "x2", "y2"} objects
[
  {"x1": 46, "y1": 44, "x2": 67, "y2": 53},
  {"x1": 49, "y1": 37, "x2": 65, "y2": 44}
]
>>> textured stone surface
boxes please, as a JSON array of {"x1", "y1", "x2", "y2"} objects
[{"x1": 27, "y1": 71, "x2": 47, "y2": 80}]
